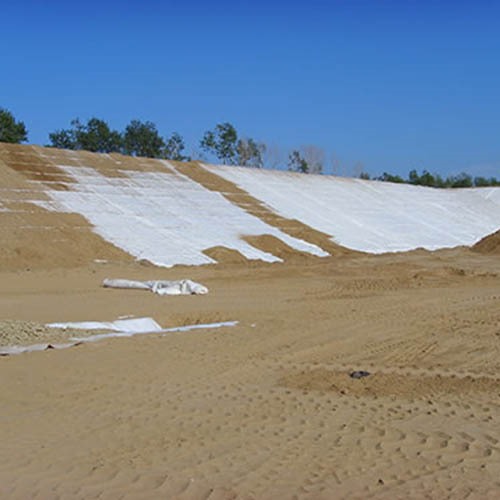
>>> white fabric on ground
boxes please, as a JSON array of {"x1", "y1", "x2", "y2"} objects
[
  {"x1": 102, "y1": 278, "x2": 209, "y2": 295},
  {"x1": 0, "y1": 342, "x2": 75, "y2": 356},
  {"x1": 0, "y1": 320, "x2": 238, "y2": 356},
  {"x1": 34, "y1": 165, "x2": 328, "y2": 266},
  {"x1": 204, "y1": 163, "x2": 500, "y2": 253},
  {"x1": 70, "y1": 321, "x2": 239, "y2": 342},
  {"x1": 47, "y1": 317, "x2": 162, "y2": 333}
]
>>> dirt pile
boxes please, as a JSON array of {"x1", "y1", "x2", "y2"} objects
[
  {"x1": 472, "y1": 229, "x2": 500, "y2": 255},
  {"x1": 243, "y1": 234, "x2": 319, "y2": 261},
  {"x1": 0, "y1": 320, "x2": 84, "y2": 347}
]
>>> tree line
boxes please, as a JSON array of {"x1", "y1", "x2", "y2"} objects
[
  {"x1": 49, "y1": 117, "x2": 189, "y2": 161},
  {"x1": 360, "y1": 169, "x2": 500, "y2": 188},
  {"x1": 1, "y1": 106, "x2": 498, "y2": 186}
]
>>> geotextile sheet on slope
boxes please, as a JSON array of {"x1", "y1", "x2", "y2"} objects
[
  {"x1": 32, "y1": 164, "x2": 328, "y2": 266},
  {"x1": 205, "y1": 164, "x2": 500, "y2": 253}
]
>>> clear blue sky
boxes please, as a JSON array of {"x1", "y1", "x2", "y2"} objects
[{"x1": 2, "y1": 0, "x2": 499, "y2": 177}]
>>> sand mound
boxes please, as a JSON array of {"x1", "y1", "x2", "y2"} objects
[
  {"x1": 202, "y1": 245, "x2": 248, "y2": 264},
  {"x1": 472, "y1": 229, "x2": 500, "y2": 255},
  {"x1": 0, "y1": 320, "x2": 54, "y2": 345},
  {"x1": 0, "y1": 208, "x2": 133, "y2": 271},
  {"x1": 243, "y1": 234, "x2": 318, "y2": 261},
  {"x1": 0, "y1": 320, "x2": 86, "y2": 347}
]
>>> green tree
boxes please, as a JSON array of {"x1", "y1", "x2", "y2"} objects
[
  {"x1": 474, "y1": 176, "x2": 490, "y2": 187},
  {"x1": 48, "y1": 117, "x2": 122, "y2": 153},
  {"x1": 75, "y1": 118, "x2": 122, "y2": 153},
  {"x1": 408, "y1": 169, "x2": 419, "y2": 184},
  {"x1": 0, "y1": 108, "x2": 28, "y2": 143},
  {"x1": 408, "y1": 169, "x2": 437, "y2": 187},
  {"x1": 200, "y1": 122, "x2": 239, "y2": 164},
  {"x1": 163, "y1": 132, "x2": 189, "y2": 161},
  {"x1": 48, "y1": 128, "x2": 77, "y2": 149},
  {"x1": 434, "y1": 174, "x2": 446, "y2": 188},
  {"x1": 302, "y1": 145, "x2": 324, "y2": 174},
  {"x1": 420, "y1": 170, "x2": 437, "y2": 187},
  {"x1": 194, "y1": 122, "x2": 266, "y2": 166},
  {"x1": 287, "y1": 146, "x2": 325, "y2": 174},
  {"x1": 377, "y1": 172, "x2": 405, "y2": 183},
  {"x1": 123, "y1": 119, "x2": 165, "y2": 158},
  {"x1": 372, "y1": 168, "x2": 496, "y2": 188},
  {"x1": 474, "y1": 176, "x2": 500, "y2": 187},
  {"x1": 288, "y1": 150, "x2": 309, "y2": 173},
  {"x1": 445, "y1": 172, "x2": 473, "y2": 188},
  {"x1": 237, "y1": 138, "x2": 265, "y2": 167}
]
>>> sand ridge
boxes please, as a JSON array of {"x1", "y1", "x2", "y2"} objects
[{"x1": 473, "y1": 229, "x2": 500, "y2": 255}]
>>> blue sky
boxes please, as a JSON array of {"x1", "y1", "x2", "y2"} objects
[{"x1": 2, "y1": 0, "x2": 499, "y2": 177}]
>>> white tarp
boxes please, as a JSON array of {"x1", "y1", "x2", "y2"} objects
[
  {"x1": 47, "y1": 317, "x2": 162, "y2": 333},
  {"x1": 70, "y1": 320, "x2": 238, "y2": 343},
  {"x1": 0, "y1": 342, "x2": 76, "y2": 356},
  {"x1": 0, "y1": 320, "x2": 238, "y2": 356},
  {"x1": 204, "y1": 164, "x2": 500, "y2": 253},
  {"x1": 34, "y1": 166, "x2": 328, "y2": 266},
  {"x1": 102, "y1": 278, "x2": 209, "y2": 295}
]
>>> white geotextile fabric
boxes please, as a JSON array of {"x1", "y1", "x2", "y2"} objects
[
  {"x1": 205, "y1": 164, "x2": 500, "y2": 253},
  {"x1": 48, "y1": 317, "x2": 162, "y2": 333},
  {"x1": 0, "y1": 342, "x2": 76, "y2": 356},
  {"x1": 35, "y1": 165, "x2": 328, "y2": 266},
  {"x1": 0, "y1": 320, "x2": 238, "y2": 356},
  {"x1": 102, "y1": 278, "x2": 209, "y2": 295}
]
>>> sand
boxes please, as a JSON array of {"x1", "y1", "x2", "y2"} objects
[
  {"x1": 1, "y1": 248, "x2": 499, "y2": 499},
  {"x1": 1, "y1": 143, "x2": 499, "y2": 497},
  {"x1": 0, "y1": 320, "x2": 84, "y2": 347},
  {"x1": 473, "y1": 229, "x2": 500, "y2": 255}
]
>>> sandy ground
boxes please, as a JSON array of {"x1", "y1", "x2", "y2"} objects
[
  {"x1": 0, "y1": 320, "x2": 101, "y2": 348},
  {"x1": 0, "y1": 248, "x2": 499, "y2": 499}
]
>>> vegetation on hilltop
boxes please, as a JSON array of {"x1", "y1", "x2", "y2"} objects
[
  {"x1": 360, "y1": 169, "x2": 499, "y2": 188},
  {"x1": 1, "y1": 107, "x2": 498, "y2": 186},
  {"x1": 287, "y1": 146, "x2": 325, "y2": 174},
  {"x1": 48, "y1": 117, "x2": 189, "y2": 161},
  {"x1": 49, "y1": 118, "x2": 122, "y2": 153},
  {"x1": 200, "y1": 122, "x2": 265, "y2": 168},
  {"x1": 0, "y1": 108, "x2": 28, "y2": 144}
]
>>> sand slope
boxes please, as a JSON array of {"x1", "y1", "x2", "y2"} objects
[
  {"x1": 473, "y1": 229, "x2": 500, "y2": 255},
  {"x1": 2, "y1": 143, "x2": 499, "y2": 270},
  {"x1": 0, "y1": 144, "x2": 134, "y2": 271}
]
